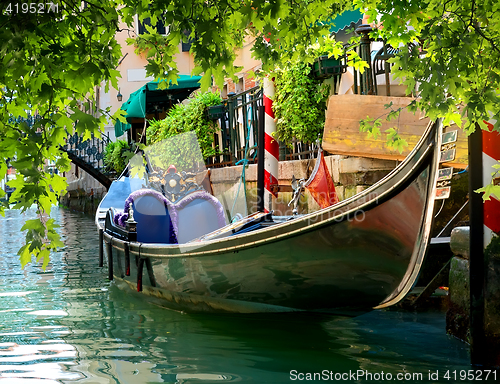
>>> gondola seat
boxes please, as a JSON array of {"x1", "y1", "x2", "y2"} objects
[
  {"x1": 173, "y1": 190, "x2": 227, "y2": 243},
  {"x1": 115, "y1": 189, "x2": 226, "y2": 244},
  {"x1": 125, "y1": 189, "x2": 177, "y2": 244}
]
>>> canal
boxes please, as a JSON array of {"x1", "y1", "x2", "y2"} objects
[{"x1": 0, "y1": 207, "x2": 485, "y2": 383}]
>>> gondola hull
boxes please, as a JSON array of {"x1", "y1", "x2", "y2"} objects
[{"x1": 98, "y1": 120, "x2": 442, "y2": 314}]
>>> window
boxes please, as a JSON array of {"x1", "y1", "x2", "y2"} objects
[
  {"x1": 181, "y1": 30, "x2": 193, "y2": 52},
  {"x1": 236, "y1": 77, "x2": 244, "y2": 93},
  {"x1": 138, "y1": 17, "x2": 166, "y2": 35}
]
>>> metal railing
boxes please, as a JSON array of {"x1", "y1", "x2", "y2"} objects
[
  {"x1": 63, "y1": 132, "x2": 111, "y2": 174},
  {"x1": 205, "y1": 86, "x2": 321, "y2": 167},
  {"x1": 206, "y1": 86, "x2": 263, "y2": 167}
]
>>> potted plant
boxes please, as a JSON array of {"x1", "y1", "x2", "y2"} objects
[
  {"x1": 206, "y1": 103, "x2": 226, "y2": 120},
  {"x1": 312, "y1": 54, "x2": 347, "y2": 79}
]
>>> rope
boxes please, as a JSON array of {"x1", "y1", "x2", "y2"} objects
[
  {"x1": 454, "y1": 166, "x2": 468, "y2": 175},
  {"x1": 434, "y1": 199, "x2": 445, "y2": 219},
  {"x1": 230, "y1": 106, "x2": 258, "y2": 221}
]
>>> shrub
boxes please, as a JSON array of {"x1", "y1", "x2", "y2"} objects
[
  {"x1": 103, "y1": 139, "x2": 130, "y2": 174},
  {"x1": 146, "y1": 91, "x2": 223, "y2": 159},
  {"x1": 273, "y1": 62, "x2": 331, "y2": 145}
]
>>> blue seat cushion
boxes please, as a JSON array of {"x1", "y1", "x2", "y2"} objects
[
  {"x1": 120, "y1": 189, "x2": 226, "y2": 244},
  {"x1": 119, "y1": 189, "x2": 177, "y2": 244}
]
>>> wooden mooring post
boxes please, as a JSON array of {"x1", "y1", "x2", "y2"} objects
[{"x1": 469, "y1": 124, "x2": 486, "y2": 366}]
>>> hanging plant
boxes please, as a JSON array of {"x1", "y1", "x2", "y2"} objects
[
  {"x1": 206, "y1": 104, "x2": 226, "y2": 120},
  {"x1": 312, "y1": 55, "x2": 347, "y2": 79},
  {"x1": 310, "y1": 35, "x2": 347, "y2": 79}
]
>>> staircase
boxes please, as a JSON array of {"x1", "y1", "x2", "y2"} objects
[{"x1": 61, "y1": 133, "x2": 113, "y2": 190}]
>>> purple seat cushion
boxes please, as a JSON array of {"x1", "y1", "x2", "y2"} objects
[{"x1": 115, "y1": 189, "x2": 226, "y2": 244}]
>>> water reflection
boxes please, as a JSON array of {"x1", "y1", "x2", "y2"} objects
[{"x1": 0, "y1": 208, "x2": 475, "y2": 383}]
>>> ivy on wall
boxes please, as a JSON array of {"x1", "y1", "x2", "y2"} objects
[
  {"x1": 271, "y1": 36, "x2": 366, "y2": 145},
  {"x1": 273, "y1": 63, "x2": 331, "y2": 144}
]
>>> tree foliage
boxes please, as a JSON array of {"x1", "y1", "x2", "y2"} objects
[
  {"x1": 356, "y1": 0, "x2": 500, "y2": 197},
  {"x1": 356, "y1": 0, "x2": 500, "y2": 132},
  {"x1": 0, "y1": 0, "x2": 124, "y2": 268},
  {"x1": 124, "y1": 0, "x2": 351, "y2": 89},
  {"x1": 2, "y1": 0, "x2": 499, "y2": 268},
  {"x1": 1, "y1": 0, "x2": 352, "y2": 268}
]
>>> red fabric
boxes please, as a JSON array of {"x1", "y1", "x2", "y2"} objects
[{"x1": 306, "y1": 152, "x2": 339, "y2": 209}]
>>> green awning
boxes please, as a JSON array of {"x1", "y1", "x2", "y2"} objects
[
  {"x1": 114, "y1": 87, "x2": 147, "y2": 138},
  {"x1": 328, "y1": 9, "x2": 363, "y2": 33},
  {"x1": 114, "y1": 75, "x2": 202, "y2": 138},
  {"x1": 124, "y1": 87, "x2": 147, "y2": 119},
  {"x1": 146, "y1": 76, "x2": 202, "y2": 92},
  {"x1": 114, "y1": 120, "x2": 132, "y2": 138}
]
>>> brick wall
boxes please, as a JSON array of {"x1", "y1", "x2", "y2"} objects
[{"x1": 213, "y1": 70, "x2": 259, "y2": 97}]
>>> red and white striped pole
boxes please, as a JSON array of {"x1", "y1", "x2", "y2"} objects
[
  {"x1": 469, "y1": 119, "x2": 500, "y2": 365},
  {"x1": 482, "y1": 119, "x2": 500, "y2": 247},
  {"x1": 263, "y1": 77, "x2": 279, "y2": 212}
]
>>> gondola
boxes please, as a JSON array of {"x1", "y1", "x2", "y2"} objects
[{"x1": 95, "y1": 118, "x2": 442, "y2": 314}]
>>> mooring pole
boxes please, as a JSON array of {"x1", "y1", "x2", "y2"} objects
[
  {"x1": 257, "y1": 105, "x2": 265, "y2": 212},
  {"x1": 98, "y1": 228, "x2": 104, "y2": 268},
  {"x1": 469, "y1": 123, "x2": 485, "y2": 366},
  {"x1": 263, "y1": 78, "x2": 278, "y2": 212},
  {"x1": 106, "y1": 240, "x2": 113, "y2": 281}
]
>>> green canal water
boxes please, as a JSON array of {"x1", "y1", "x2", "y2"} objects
[{"x1": 0, "y1": 207, "x2": 487, "y2": 383}]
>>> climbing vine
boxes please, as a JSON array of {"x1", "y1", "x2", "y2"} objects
[
  {"x1": 273, "y1": 63, "x2": 331, "y2": 144},
  {"x1": 271, "y1": 36, "x2": 368, "y2": 145}
]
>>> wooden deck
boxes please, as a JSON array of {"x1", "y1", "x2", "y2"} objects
[{"x1": 322, "y1": 94, "x2": 467, "y2": 168}]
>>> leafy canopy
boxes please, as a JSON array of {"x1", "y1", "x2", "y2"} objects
[
  {"x1": 123, "y1": 0, "x2": 350, "y2": 89},
  {"x1": 356, "y1": 0, "x2": 500, "y2": 131},
  {"x1": 0, "y1": 0, "x2": 123, "y2": 268},
  {"x1": 355, "y1": 0, "x2": 500, "y2": 196},
  {"x1": 3, "y1": 0, "x2": 500, "y2": 267},
  {"x1": 0, "y1": 0, "x2": 351, "y2": 268}
]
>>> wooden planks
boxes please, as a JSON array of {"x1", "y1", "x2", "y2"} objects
[{"x1": 322, "y1": 94, "x2": 468, "y2": 168}]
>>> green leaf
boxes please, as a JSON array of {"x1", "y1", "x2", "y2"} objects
[
  {"x1": 476, "y1": 184, "x2": 500, "y2": 201},
  {"x1": 385, "y1": 128, "x2": 409, "y2": 153},
  {"x1": 37, "y1": 248, "x2": 51, "y2": 270},
  {"x1": 18, "y1": 244, "x2": 31, "y2": 269},
  {"x1": 21, "y1": 219, "x2": 46, "y2": 235}
]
